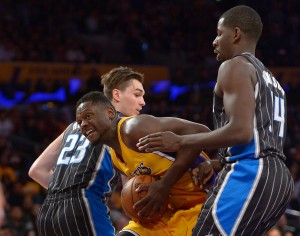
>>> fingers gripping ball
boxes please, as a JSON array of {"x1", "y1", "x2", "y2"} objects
[{"x1": 121, "y1": 175, "x2": 161, "y2": 223}]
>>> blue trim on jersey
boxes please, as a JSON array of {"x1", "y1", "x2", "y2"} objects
[
  {"x1": 88, "y1": 148, "x2": 115, "y2": 200},
  {"x1": 85, "y1": 190, "x2": 115, "y2": 236},
  {"x1": 84, "y1": 147, "x2": 116, "y2": 235},
  {"x1": 215, "y1": 158, "x2": 259, "y2": 235},
  {"x1": 227, "y1": 137, "x2": 255, "y2": 161}
]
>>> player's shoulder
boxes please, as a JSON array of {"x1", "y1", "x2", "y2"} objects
[
  {"x1": 62, "y1": 121, "x2": 79, "y2": 135},
  {"x1": 121, "y1": 115, "x2": 159, "y2": 141},
  {"x1": 221, "y1": 55, "x2": 251, "y2": 69},
  {"x1": 122, "y1": 114, "x2": 157, "y2": 130},
  {"x1": 219, "y1": 56, "x2": 255, "y2": 80}
]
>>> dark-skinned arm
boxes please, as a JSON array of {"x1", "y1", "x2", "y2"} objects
[
  {"x1": 135, "y1": 58, "x2": 257, "y2": 219},
  {"x1": 137, "y1": 58, "x2": 256, "y2": 153},
  {"x1": 125, "y1": 115, "x2": 210, "y2": 219}
]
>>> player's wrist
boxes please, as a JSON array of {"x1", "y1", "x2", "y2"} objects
[{"x1": 210, "y1": 159, "x2": 222, "y2": 172}]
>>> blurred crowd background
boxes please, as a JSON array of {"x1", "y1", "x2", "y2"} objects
[{"x1": 0, "y1": 0, "x2": 300, "y2": 235}]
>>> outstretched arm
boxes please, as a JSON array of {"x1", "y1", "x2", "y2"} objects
[
  {"x1": 137, "y1": 59, "x2": 255, "y2": 153},
  {"x1": 28, "y1": 132, "x2": 63, "y2": 189},
  {"x1": 134, "y1": 58, "x2": 256, "y2": 219}
]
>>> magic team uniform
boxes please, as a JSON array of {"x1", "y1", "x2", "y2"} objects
[
  {"x1": 111, "y1": 117, "x2": 208, "y2": 236},
  {"x1": 192, "y1": 53, "x2": 294, "y2": 236},
  {"x1": 37, "y1": 122, "x2": 119, "y2": 236}
]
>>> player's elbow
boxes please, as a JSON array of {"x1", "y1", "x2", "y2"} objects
[
  {"x1": 232, "y1": 128, "x2": 253, "y2": 145},
  {"x1": 193, "y1": 124, "x2": 211, "y2": 134},
  {"x1": 28, "y1": 166, "x2": 37, "y2": 180},
  {"x1": 200, "y1": 124, "x2": 211, "y2": 133},
  {"x1": 28, "y1": 163, "x2": 42, "y2": 182}
]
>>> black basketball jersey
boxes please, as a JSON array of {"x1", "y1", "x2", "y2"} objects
[
  {"x1": 213, "y1": 52, "x2": 287, "y2": 162},
  {"x1": 47, "y1": 122, "x2": 119, "y2": 203}
]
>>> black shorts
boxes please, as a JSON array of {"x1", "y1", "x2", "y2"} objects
[{"x1": 37, "y1": 191, "x2": 115, "y2": 236}]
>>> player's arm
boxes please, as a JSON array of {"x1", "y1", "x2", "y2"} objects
[
  {"x1": 28, "y1": 132, "x2": 63, "y2": 189},
  {"x1": 124, "y1": 115, "x2": 210, "y2": 218},
  {"x1": 150, "y1": 116, "x2": 211, "y2": 189},
  {"x1": 137, "y1": 58, "x2": 256, "y2": 152}
]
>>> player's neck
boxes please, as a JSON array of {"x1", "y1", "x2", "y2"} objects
[{"x1": 103, "y1": 119, "x2": 121, "y2": 153}]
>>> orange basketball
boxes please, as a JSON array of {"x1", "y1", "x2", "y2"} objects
[{"x1": 121, "y1": 175, "x2": 163, "y2": 223}]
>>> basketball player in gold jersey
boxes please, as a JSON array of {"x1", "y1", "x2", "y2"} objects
[{"x1": 76, "y1": 91, "x2": 211, "y2": 236}]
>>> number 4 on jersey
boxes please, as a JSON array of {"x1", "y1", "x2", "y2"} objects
[{"x1": 269, "y1": 92, "x2": 285, "y2": 138}]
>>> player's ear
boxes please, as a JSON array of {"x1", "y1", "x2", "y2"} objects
[
  {"x1": 233, "y1": 27, "x2": 241, "y2": 43},
  {"x1": 112, "y1": 89, "x2": 121, "y2": 102},
  {"x1": 107, "y1": 106, "x2": 115, "y2": 120}
]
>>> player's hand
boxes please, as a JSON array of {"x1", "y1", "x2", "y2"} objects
[
  {"x1": 191, "y1": 160, "x2": 214, "y2": 191},
  {"x1": 133, "y1": 180, "x2": 169, "y2": 219},
  {"x1": 137, "y1": 131, "x2": 181, "y2": 153}
]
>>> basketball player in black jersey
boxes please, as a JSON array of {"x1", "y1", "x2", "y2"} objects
[
  {"x1": 137, "y1": 5, "x2": 294, "y2": 236},
  {"x1": 29, "y1": 67, "x2": 145, "y2": 236}
]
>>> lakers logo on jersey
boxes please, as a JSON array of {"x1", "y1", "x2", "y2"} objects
[{"x1": 131, "y1": 162, "x2": 151, "y2": 176}]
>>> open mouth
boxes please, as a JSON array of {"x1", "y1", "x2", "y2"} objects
[{"x1": 85, "y1": 129, "x2": 95, "y2": 138}]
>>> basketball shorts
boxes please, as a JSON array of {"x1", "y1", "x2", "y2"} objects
[
  {"x1": 192, "y1": 156, "x2": 294, "y2": 236},
  {"x1": 119, "y1": 203, "x2": 202, "y2": 236},
  {"x1": 37, "y1": 191, "x2": 115, "y2": 236}
]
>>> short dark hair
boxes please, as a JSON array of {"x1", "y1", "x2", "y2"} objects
[
  {"x1": 101, "y1": 66, "x2": 144, "y2": 101},
  {"x1": 220, "y1": 5, "x2": 263, "y2": 43},
  {"x1": 76, "y1": 91, "x2": 115, "y2": 111}
]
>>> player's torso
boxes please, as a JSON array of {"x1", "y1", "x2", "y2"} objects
[
  {"x1": 111, "y1": 117, "x2": 206, "y2": 209},
  {"x1": 213, "y1": 52, "x2": 286, "y2": 161},
  {"x1": 48, "y1": 122, "x2": 118, "y2": 202}
]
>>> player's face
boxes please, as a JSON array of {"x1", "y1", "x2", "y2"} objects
[
  {"x1": 114, "y1": 79, "x2": 145, "y2": 116},
  {"x1": 212, "y1": 18, "x2": 234, "y2": 62},
  {"x1": 76, "y1": 101, "x2": 114, "y2": 145}
]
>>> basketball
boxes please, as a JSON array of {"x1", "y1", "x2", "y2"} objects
[{"x1": 121, "y1": 175, "x2": 164, "y2": 223}]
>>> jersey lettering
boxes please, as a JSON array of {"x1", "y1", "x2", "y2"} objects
[
  {"x1": 57, "y1": 134, "x2": 89, "y2": 165},
  {"x1": 274, "y1": 95, "x2": 285, "y2": 137},
  {"x1": 269, "y1": 91, "x2": 285, "y2": 138}
]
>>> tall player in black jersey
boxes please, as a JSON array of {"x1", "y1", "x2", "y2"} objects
[
  {"x1": 29, "y1": 67, "x2": 145, "y2": 236},
  {"x1": 136, "y1": 5, "x2": 294, "y2": 236}
]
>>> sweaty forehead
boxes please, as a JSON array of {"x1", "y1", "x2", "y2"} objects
[
  {"x1": 76, "y1": 101, "x2": 93, "y2": 114},
  {"x1": 217, "y1": 18, "x2": 225, "y2": 29}
]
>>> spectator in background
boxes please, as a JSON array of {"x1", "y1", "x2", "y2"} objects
[
  {"x1": 8, "y1": 205, "x2": 34, "y2": 236},
  {"x1": 0, "y1": 110, "x2": 14, "y2": 138},
  {"x1": 0, "y1": 181, "x2": 6, "y2": 226}
]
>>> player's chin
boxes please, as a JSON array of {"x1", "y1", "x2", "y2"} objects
[
  {"x1": 216, "y1": 54, "x2": 222, "y2": 62},
  {"x1": 87, "y1": 134, "x2": 99, "y2": 145}
]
